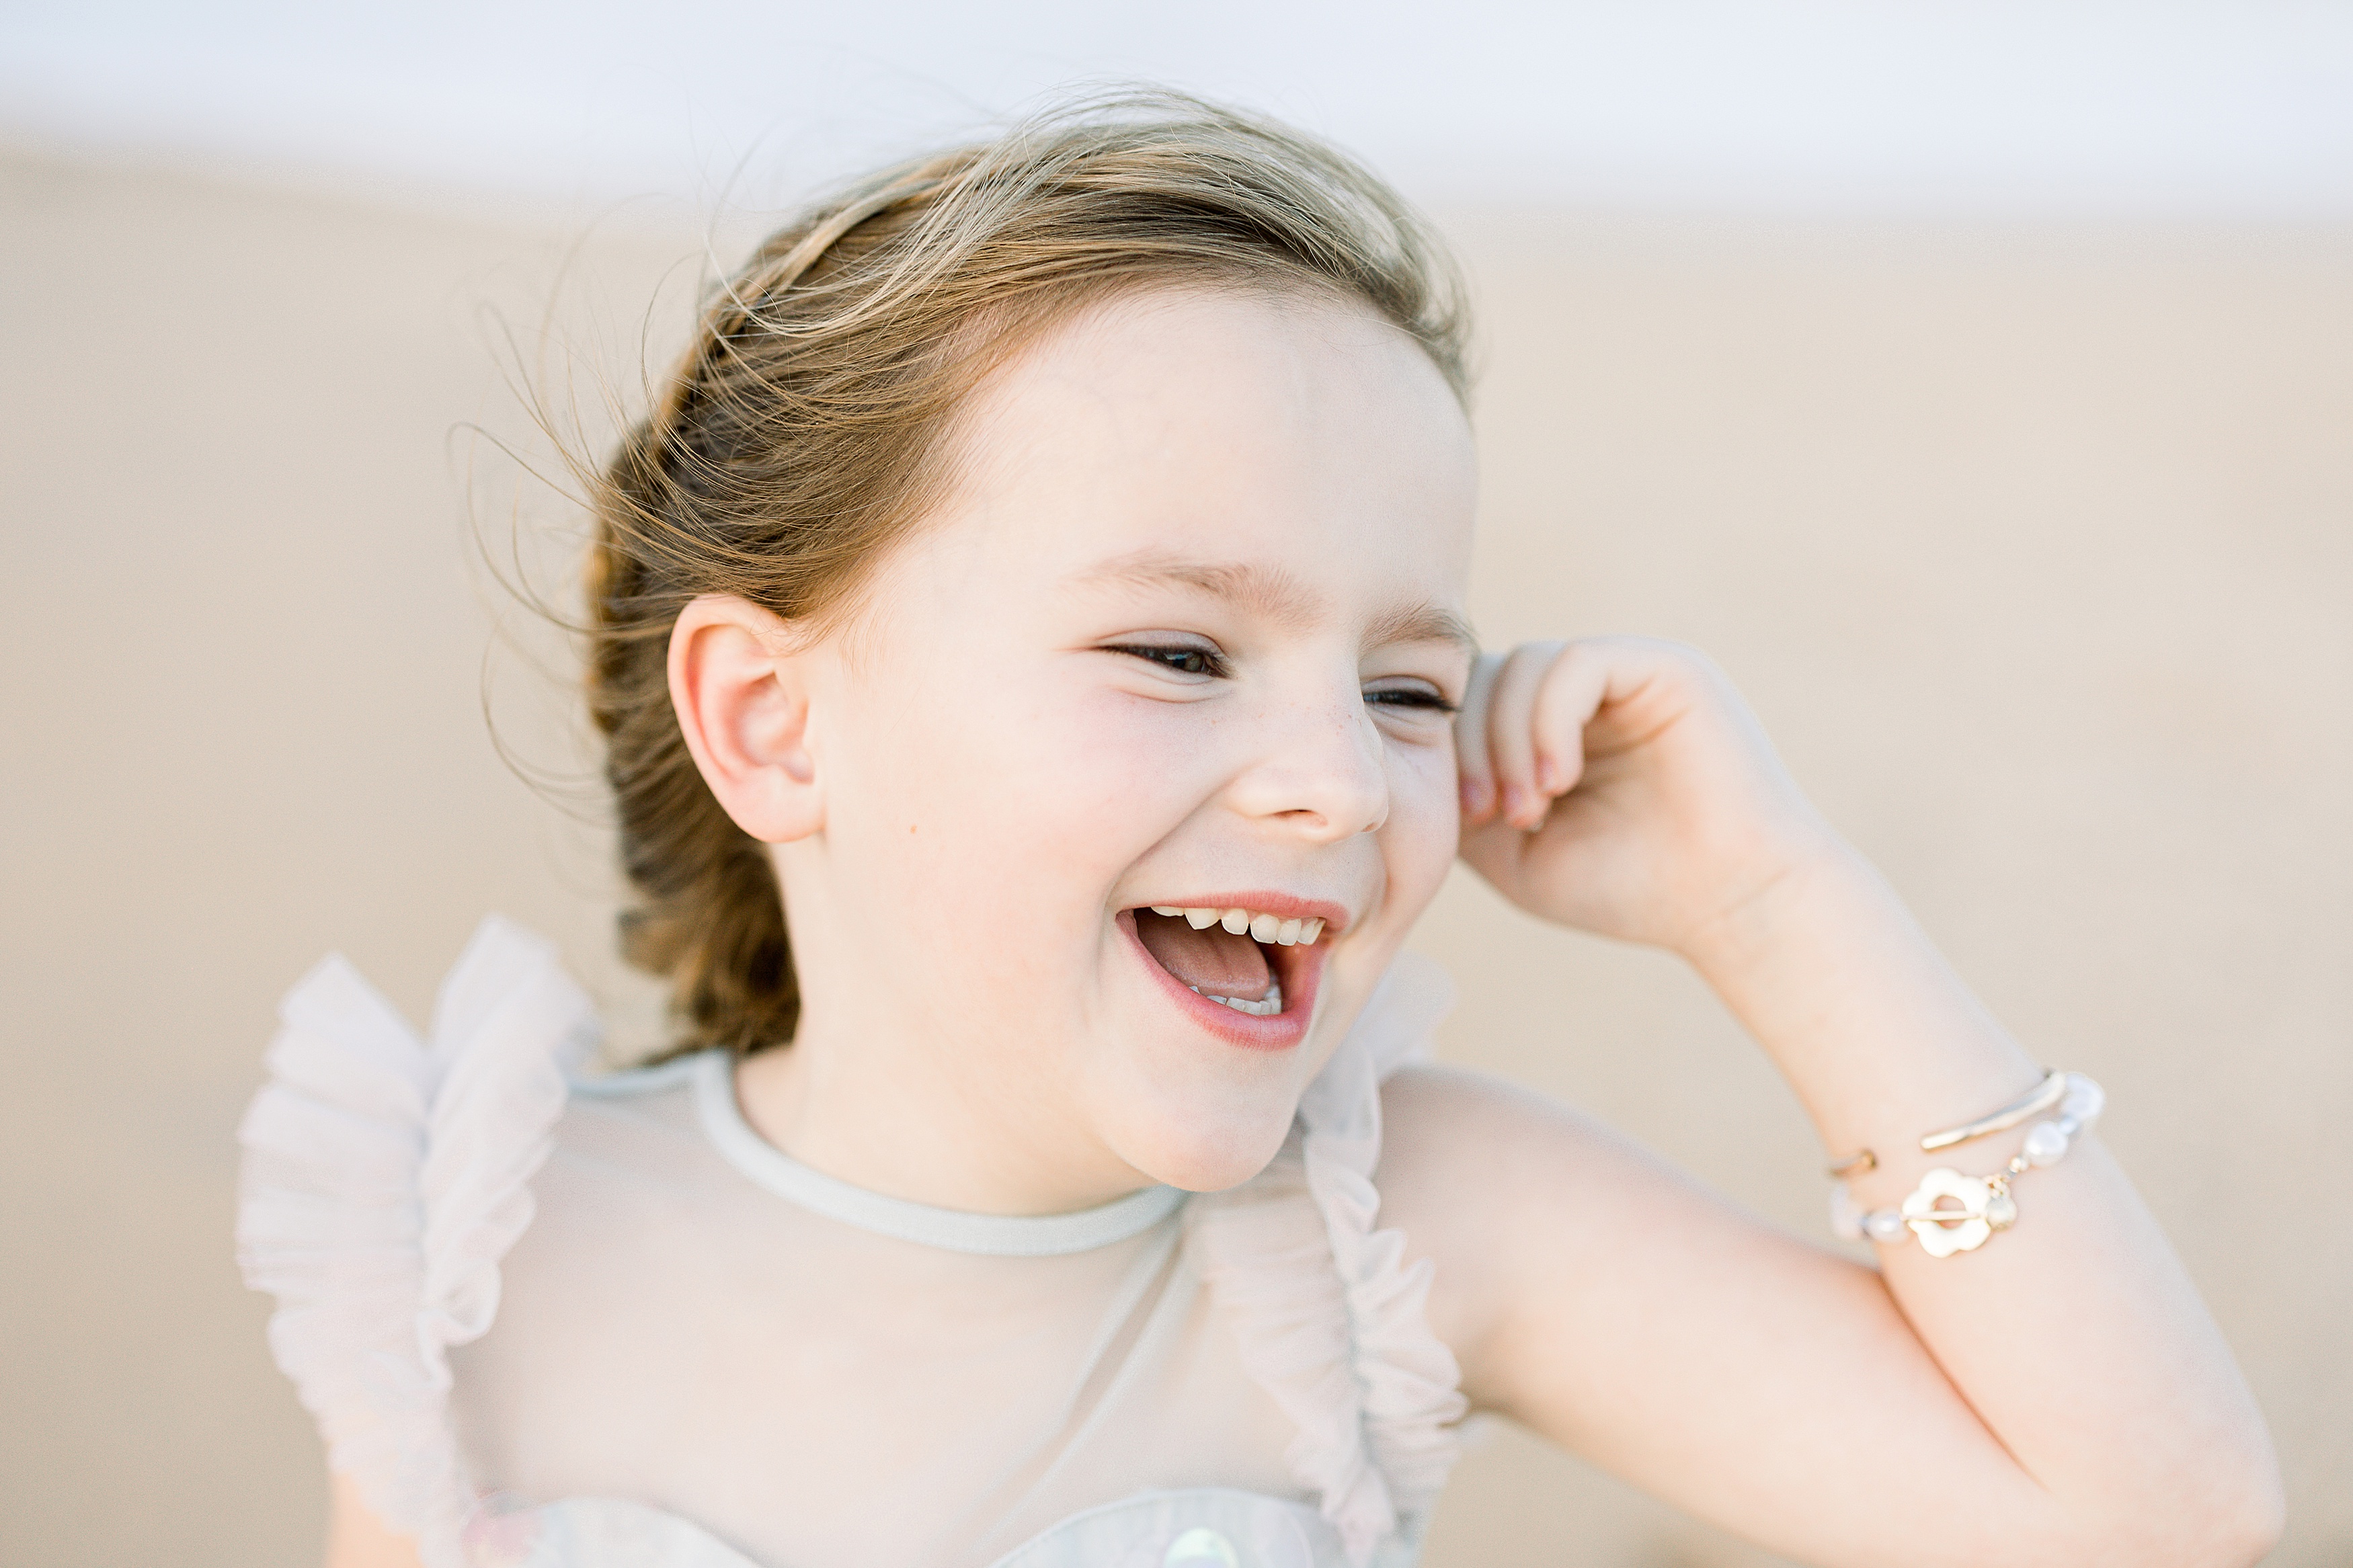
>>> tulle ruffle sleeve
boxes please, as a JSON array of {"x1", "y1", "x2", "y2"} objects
[
  {"x1": 1187, "y1": 952, "x2": 1470, "y2": 1568},
  {"x1": 236, "y1": 917, "x2": 597, "y2": 1566}
]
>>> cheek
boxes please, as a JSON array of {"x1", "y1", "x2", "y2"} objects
[
  {"x1": 973, "y1": 684, "x2": 1213, "y2": 870},
  {"x1": 1380, "y1": 738, "x2": 1462, "y2": 914},
  {"x1": 842, "y1": 669, "x2": 1211, "y2": 932}
]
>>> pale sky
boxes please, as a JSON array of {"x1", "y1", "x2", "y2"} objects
[{"x1": 4, "y1": 0, "x2": 2350, "y2": 218}]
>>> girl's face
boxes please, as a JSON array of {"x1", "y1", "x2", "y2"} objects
[{"x1": 773, "y1": 286, "x2": 1476, "y2": 1201}]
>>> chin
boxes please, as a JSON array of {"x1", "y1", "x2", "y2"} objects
[{"x1": 1111, "y1": 1097, "x2": 1300, "y2": 1194}]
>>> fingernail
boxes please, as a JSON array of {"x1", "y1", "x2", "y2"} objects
[
  {"x1": 1460, "y1": 778, "x2": 1488, "y2": 815},
  {"x1": 1501, "y1": 784, "x2": 1527, "y2": 821},
  {"x1": 1538, "y1": 759, "x2": 1561, "y2": 793}
]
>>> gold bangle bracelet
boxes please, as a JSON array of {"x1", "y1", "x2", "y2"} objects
[
  {"x1": 1917, "y1": 1069, "x2": 2065, "y2": 1153},
  {"x1": 1824, "y1": 1068, "x2": 2065, "y2": 1180}
]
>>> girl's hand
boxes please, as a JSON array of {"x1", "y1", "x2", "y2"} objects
[{"x1": 1454, "y1": 636, "x2": 1835, "y2": 960}]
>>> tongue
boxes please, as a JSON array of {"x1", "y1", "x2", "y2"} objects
[{"x1": 1135, "y1": 910, "x2": 1273, "y2": 1000}]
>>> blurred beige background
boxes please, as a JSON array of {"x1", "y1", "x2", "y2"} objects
[{"x1": 2, "y1": 147, "x2": 2347, "y2": 1565}]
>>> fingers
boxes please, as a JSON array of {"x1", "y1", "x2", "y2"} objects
[
  {"x1": 1453, "y1": 651, "x2": 1505, "y2": 823},
  {"x1": 1458, "y1": 638, "x2": 1663, "y2": 831},
  {"x1": 1458, "y1": 640, "x2": 1571, "y2": 829},
  {"x1": 1527, "y1": 643, "x2": 1616, "y2": 806}
]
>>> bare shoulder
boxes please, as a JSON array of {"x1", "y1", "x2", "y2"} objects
[
  {"x1": 1375, "y1": 1059, "x2": 1721, "y2": 1245},
  {"x1": 1378, "y1": 1059, "x2": 1639, "y2": 1187},
  {"x1": 1373, "y1": 1063, "x2": 1660, "y2": 1393}
]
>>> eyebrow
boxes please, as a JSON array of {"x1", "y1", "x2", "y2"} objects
[
  {"x1": 1077, "y1": 550, "x2": 1477, "y2": 655},
  {"x1": 1363, "y1": 598, "x2": 1479, "y2": 655}
]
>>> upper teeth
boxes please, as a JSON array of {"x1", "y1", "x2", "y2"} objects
[{"x1": 1148, "y1": 906, "x2": 1324, "y2": 946}]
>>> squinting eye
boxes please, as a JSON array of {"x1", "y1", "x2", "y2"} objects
[
  {"x1": 1111, "y1": 644, "x2": 1228, "y2": 678},
  {"x1": 1365, "y1": 686, "x2": 1459, "y2": 714}
]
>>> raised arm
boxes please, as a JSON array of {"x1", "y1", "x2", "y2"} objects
[{"x1": 1381, "y1": 636, "x2": 2280, "y2": 1568}]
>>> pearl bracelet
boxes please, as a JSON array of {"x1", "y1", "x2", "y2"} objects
[{"x1": 1829, "y1": 1071, "x2": 2106, "y2": 1257}]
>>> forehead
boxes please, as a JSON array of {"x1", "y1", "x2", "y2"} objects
[{"x1": 928, "y1": 286, "x2": 1477, "y2": 627}]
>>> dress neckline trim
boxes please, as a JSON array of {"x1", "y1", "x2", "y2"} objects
[{"x1": 687, "y1": 1049, "x2": 1187, "y2": 1257}]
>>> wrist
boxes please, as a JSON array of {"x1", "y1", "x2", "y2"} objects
[{"x1": 1671, "y1": 819, "x2": 1868, "y2": 982}]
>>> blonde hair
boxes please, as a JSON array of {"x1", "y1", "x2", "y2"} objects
[{"x1": 588, "y1": 89, "x2": 1471, "y2": 1057}]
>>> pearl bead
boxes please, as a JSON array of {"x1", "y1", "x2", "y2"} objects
[
  {"x1": 2062, "y1": 1075, "x2": 2106, "y2": 1124},
  {"x1": 1985, "y1": 1189, "x2": 2019, "y2": 1229},
  {"x1": 2022, "y1": 1120, "x2": 2071, "y2": 1167},
  {"x1": 1865, "y1": 1210, "x2": 1911, "y2": 1245}
]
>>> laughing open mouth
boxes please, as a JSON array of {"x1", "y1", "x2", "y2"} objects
[{"x1": 1132, "y1": 904, "x2": 1326, "y2": 1018}]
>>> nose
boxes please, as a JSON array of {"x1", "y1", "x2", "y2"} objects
[{"x1": 1223, "y1": 682, "x2": 1390, "y2": 841}]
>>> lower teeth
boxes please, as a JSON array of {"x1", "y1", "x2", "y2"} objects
[{"x1": 1187, "y1": 983, "x2": 1283, "y2": 1017}]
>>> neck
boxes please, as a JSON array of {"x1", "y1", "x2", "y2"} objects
[
  {"x1": 732, "y1": 991, "x2": 1157, "y2": 1217},
  {"x1": 750, "y1": 839, "x2": 1161, "y2": 1215}
]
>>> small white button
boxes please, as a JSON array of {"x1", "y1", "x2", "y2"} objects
[{"x1": 1164, "y1": 1526, "x2": 1240, "y2": 1568}]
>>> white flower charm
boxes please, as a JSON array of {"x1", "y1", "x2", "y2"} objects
[{"x1": 1900, "y1": 1167, "x2": 2002, "y2": 1257}]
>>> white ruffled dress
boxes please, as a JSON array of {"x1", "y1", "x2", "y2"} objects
[{"x1": 238, "y1": 918, "x2": 1469, "y2": 1568}]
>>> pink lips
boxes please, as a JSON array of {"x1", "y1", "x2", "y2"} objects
[{"x1": 1117, "y1": 906, "x2": 1332, "y2": 1051}]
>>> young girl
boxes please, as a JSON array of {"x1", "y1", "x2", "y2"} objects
[{"x1": 237, "y1": 94, "x2": 2282, "y2": 1568}]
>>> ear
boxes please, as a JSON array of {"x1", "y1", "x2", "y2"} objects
[{"x1": 668, "y1": 593, "x2": 824, "y2": 843}]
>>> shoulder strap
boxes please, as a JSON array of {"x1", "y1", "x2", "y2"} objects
[{"x1": 237, "y1": 917, "x2": 596, "y2": 1566}]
